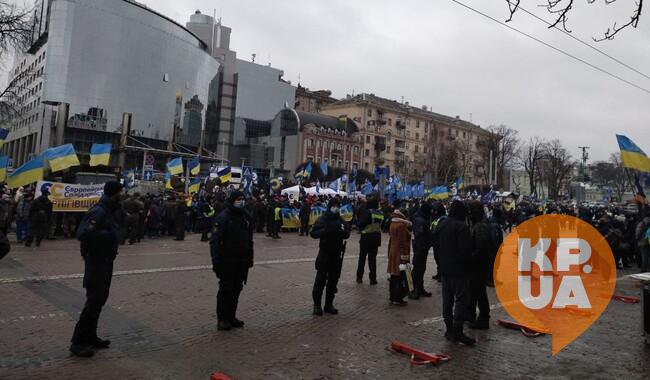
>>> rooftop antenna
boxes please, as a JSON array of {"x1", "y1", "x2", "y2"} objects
[
  {"x1": 298, "y1": 73, "x2": 301, "y2": 86},
  {"x1": 268, "y1": 54, "x2": 272, "y2": 67},
  {"x1": 218, "y1": 7, "x2": 222, "y2": 24},
  {"x1": 251, "y1": 53, "x2": 256, "y2": 63}
]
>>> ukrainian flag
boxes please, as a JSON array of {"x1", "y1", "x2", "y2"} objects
[
  {"x1": 167, "y1": 157, "x2": 183, "y2": 176},
  {"x1": 339, "y1": 204, "x2": 354, "y2": 222},
  {"x1": 7, "y1": 155, "x2": 44, "y2": 189},
  {"x1": 454, "y1": 177, "x2": 465, "y2": 190},
  {"x1": 44, "y1": 143, "x2": 80, "y2": 172},
  {"x1": 0, "y1": 128, "x2": 8, "y2": 148},
  {"x1": 164, "y1": 172, "x2": 173, "y2": 190},
  {"x1": 188, "y1": 178, "x2": 201, "y2": 194},
  {"x1": 0, "y1": 156, "x2": 8, "y2": 182},
  {"x1": 188, "y1": 156, "x2": 200, "y2": 176},
  {"x1": 218, "y1": 166, "x2": 232, "y2": 184},
  {"x1": 428, "y1": 186, "x2": 450, "y2": 200},
  {"x1": 89, "y1": 143, "x2": 112, "y2": 167},
  {"x1": 617, "y1": 135, "x2": 650, "y2": 172}
]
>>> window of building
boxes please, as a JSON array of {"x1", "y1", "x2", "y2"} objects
[
  {"x1": 338, "y1": 160, "x2": 342, "y2": 168},
  {"x1": 406, "y1": 131, "x2": 410, "y2": 138},
  {"x1": 387, "y1": 146, "x2": 391, "y2": 153},
  {"x1": 415, "y1": 145, "x2": 419, "y2": 153},
  {"x1": 365, "y1": 149, "x2": 370, "y2": 156},
  {"x1": 364, "y1": 162, "x2": 369, "y2": 170},
  {"x1": 416, "y1": 120, "x2": 420, "y2": 128},
  {"x1": 463, "y1": 131, "x2": 466, "y2": 138},
  {"x1": 337, "y1": 143, "x2": 342, "y2": 150},
  {"x1": 367, "y1": 108, "x2": 373, "y2": 117},
  {"x1": 345, "y1": 161, "x2": 349, "y2": 169},
  {"x1": 388, "y1": 118, "x2": 392, "y2": 126},
  {"x1": 456, "y1": 130, "x2": 459, "y2": 136},
  {"x1": 416, "y1": 133, "x2": 419, "y2": 140},
  {"x1": 366, "y1": 135, "x2": 370, "y2": 143}
]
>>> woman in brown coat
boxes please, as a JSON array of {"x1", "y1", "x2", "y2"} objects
[{"x1": 387, "y1": 210, "x2": 412, "y2": 305}]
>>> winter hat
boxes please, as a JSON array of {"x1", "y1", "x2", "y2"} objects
[
  {"x1": 228, "y1": 190, "x2": 245, "y2": 205},
  {"x1": 448, "y1": 200, "x2": 467, "y2": 221},
  {"x1": 103, "y1": 181, "x2": 123, "y2": 198}
]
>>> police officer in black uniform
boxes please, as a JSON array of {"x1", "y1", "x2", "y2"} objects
[
  {"x1": 310, "y1": 198, "x2": 350, "y2": 316},
  {"x1": 70, "y1": 181, "x2": 123, "y2": 358},
  {"x1": 210, "y1": 191, "x2": 254, "y2": 331},
  {"x1": 410, "y1": 202, "x2": 432, "y2": 299},
  {"x1": 356, "y1": 197, "x2": 383, "y2": 285}
]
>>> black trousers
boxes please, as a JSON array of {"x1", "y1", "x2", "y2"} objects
[
  {"x1": 313, "y1": 267, "x2": 340, "y2": 305},
  {"x1": 71, "y1": 257, "x2": 114, "y2": 345},
  {"x1": 216, "y1": 270, "x2": 245, "y2": 322},
  {"x1": 175, "y1": 221, "x2": 185, "y2": 241},
  {"x1": 26, "y1": 220, "x2": 48, "y2": 245},
  {"x1": 356, "y1": 243, "x2": 378, "y2": 282},
  {"x1": 412, "y1": 248, "x2": 429, "y2": 292},
  {"x1": 126, "y1": 219, "x2": 138, "y2": 243},
  {"x1": 469, "y1": 276, "x2": 490, "y2": 321},
  {"x1": 389, "y1": 274, "x2": 407, "y2": 301},
  {"x1": 441, "y1": 276, "x2": 471, "y2": 324}
]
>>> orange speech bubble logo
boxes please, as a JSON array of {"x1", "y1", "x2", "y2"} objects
[{"x1": 494, "y1": 215, "x2": 616, "y2": 355}]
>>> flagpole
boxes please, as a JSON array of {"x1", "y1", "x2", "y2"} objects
[{"x1": 184, "y1": 159, "x2": 190, "y2": 194}]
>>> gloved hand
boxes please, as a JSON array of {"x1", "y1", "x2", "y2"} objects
[{"x1": 400, "y1": 255, "x2": 410, "y2": 264}]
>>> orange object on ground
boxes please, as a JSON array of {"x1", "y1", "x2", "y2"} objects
[
  {"x1": 497, "y1": 319, "x2": 549, "y2": 337},
  {"x1": 612, "y1": 294, "x2": 640, "y2": 304},
  {"x1": 390, "y1": 341, "x2": 451, "y2": 366},
  {"x1": 210, "y1": 373, "x2": 232, "y2": 380}
]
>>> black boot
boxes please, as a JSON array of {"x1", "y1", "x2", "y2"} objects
[
  {"x1": 444, "y1": 321, "x2": 453, "y2": 341},
  {"x1": 313, "y1": 291, "x2": 323, "y2": 316},
  {"x1": 419, "y1": 289, "x2": 433, "y2": 297},
  {"x1": 453, "y1": 322, "x2": 476, "y2": 346},
  {"x1": 390, "y1": 276, "x2": 408, "y2": 305},
  {"x1": 70, "y1": 344, "x2": 94, "y2": 358},
  {"x1": 231, "y1": 318, "x2": 245, "y2": 328},
  {"x1": 324, "y1": 293, "x2": 338, "y2": 314},
  {"x1": 90, "y1": 337, "x2": 111, "y2": 349},
  {"x1": 469, "y1": 317, "x2": 490, "y2": 330},
  {"x1": 408, "y1": 290, "x2": 420, "y2": 300}
]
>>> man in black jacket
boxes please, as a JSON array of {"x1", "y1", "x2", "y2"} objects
[
  {"x1": 210, "y1": 191, "x2": 254, "y2": 331},
  {"x1": 410, "y1": 202, "x2": 432, "y2": 299},
  {"x1": 70, "y1": 181, "x2": 123, "y2": 358},
  {"x1": 311, "y1": 198, "x2": 350, "y2": 316},
  {"x1": 432, "y1": 200, "x2": 475, "y2": 346},
  {"x1": 356, "y1": 197, "x2": 383, "y2": 285},
  {"x1": 25, "y1": 189, "x2": 52, "y2": 247}
]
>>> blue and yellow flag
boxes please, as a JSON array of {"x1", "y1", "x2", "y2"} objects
[
  {"x1": 167, "y1": 157, "x2": 184, "y2": 176},
  {"x1": 428, "y1": 186, "x2": 450, "y2": 200},
  {"x1": 617, "y1": 135, "x2": 650, "y2": 173},
  {"x1": 0, "y1": 156, "x2": 8, "y2": 182},
  {"x1": 44, "y1": 144, "x2": 80, "y2": 172},
  {"x1": 218, "y1": 166, "x2": 232, "y2": 184},
  {"x1": 7, "y1": 156, "x2": 44, "y2": 189},
  {"x1": 188, "y1": 156, "x2": 200, "y2": 176},
  {"x1": 164, "y1": 172, "x2": 173, "y2": 190},
  {"x1": 454, "y1": 177, "x2": 465, "y2": 190},
  {"x1": 188, "y1": 178, "x2": 201, "y2": 194},
  {"x1": 0, "y1": 128, "x2": 9, "y2": 148},
  {"x1": 89, "y1": 143, "x2": 112, "y2": 167},
  {"x1": 339, "y1": 204, "x2": 354, "y2": 222}
]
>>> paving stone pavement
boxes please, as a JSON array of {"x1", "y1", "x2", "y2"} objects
[{"x1": 0, "y1": 232, "x2": 648, "y2": 379}]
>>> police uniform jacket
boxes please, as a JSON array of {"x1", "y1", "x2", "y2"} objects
[
  {"x1": 310, "y1": 211, "x2": 350, "y2": 271},
  {"x1": 210, "y1": 205, "x2": 254, "y2": 278}
]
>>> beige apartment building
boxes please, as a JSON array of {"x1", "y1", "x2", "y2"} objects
[{"x1": 321, "y1": 93, "x2": 494, "y2": 186}]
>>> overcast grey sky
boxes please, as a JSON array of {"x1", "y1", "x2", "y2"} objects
[{"x1": 149, "y1": 0, "x2": 650, "y2": 162}]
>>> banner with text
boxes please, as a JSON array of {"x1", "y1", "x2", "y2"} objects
[{"x1": 35, "y1": 181, "x2": 104, "y2": 212}]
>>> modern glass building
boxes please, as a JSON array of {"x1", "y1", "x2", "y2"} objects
[{"x1": 3, "y1": 0, "x2": 220, "y2": 169}]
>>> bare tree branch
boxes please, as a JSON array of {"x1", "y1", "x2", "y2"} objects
[
  {"x1": 506, "y1": 0, "x2": 643, "y2": 41},
  {"x1": 0, "y1": 1, "x2": 34, "y2": 60},
  {"x1": 594, "y1": 0, "x2": 643, "y2": 41}
]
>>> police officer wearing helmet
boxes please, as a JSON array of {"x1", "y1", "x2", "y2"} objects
[
  {"x1": 356, "y1": 196, "x2": 383, "y2": 285},
  {"x1": 310, "y1": 198, "x2": 350, "y2": 316},
  {"x1": 70, "y1": 180, "x2": 123, "y2": 358},
  {"x1": 210, "y1": 190, "x2": 254, "y2": 331}
]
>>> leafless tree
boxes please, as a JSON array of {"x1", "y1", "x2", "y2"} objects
[
  {"x1": 518, "y1": 137, "x2": 546, "y2": 197},
  {"x1": 478, "y1": 125, "x2": 520, "y2": 187},
  {"x1": 506, "y1": 0, "x2": 643, "y2": 41},
  {"x1": 591, "y1": 153, "x2": 629, "y2": 199},
  {"x1": 540, "y1": 139, "x2": 575, "y2": 200},
  {"x1": 0, "y1": 1, "x2": 33, "y2": 60},
  {"x1": 0, "y1": 66, "x2": 33, "y2": 124}
]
